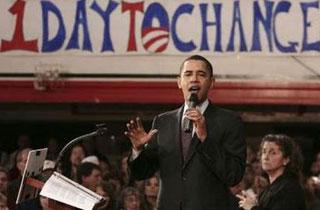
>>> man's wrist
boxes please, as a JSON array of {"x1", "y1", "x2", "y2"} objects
[
  {"x1": 130, "y1": 148, "x2": 142, "y2": 160},
  {"x1": 198, "y1": 135, "x2": 207, "y2": 142},
  {"x1": 132, "y1": 146, "x2": 141, "y2": 153},
  {"x1": 196, "y1": 129, "x2": 207, "y2": 142}
]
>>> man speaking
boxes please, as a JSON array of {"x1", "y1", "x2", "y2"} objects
[{"x1": 125, "y1": 55, "x2": 246, "y2": 210}]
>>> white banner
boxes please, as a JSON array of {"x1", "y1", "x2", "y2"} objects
[{"x1": 1, "y1": 0, "x2": 320, "y2": 79}]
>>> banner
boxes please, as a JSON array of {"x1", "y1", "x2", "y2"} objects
[{"x1": 1, "y1": 0, "x2": 320, "y2": 79}]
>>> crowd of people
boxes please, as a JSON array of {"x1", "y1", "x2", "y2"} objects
[
  {"x1": 0, "y1": 134, "x2": 161, "y2": 210},
  {"x1": 0, "y1": 132, "x2": 319, "y2": 210}
]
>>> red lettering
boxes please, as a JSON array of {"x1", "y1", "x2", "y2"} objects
[
  {"x1": 1, "y1": 0, "x2": 38, "y2": 52},
  {"x1": 122, "y1": 1, "x2": 143, "y2": 51}
]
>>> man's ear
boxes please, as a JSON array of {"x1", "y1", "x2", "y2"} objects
[
  {"x1": 177, "y1": 76, "x2": 182, "y2": 89},
  {"x1": 283, "y1": 158, "x2": 290, "y2": 166},
  {"x1": 210, "y1": 77, "x2": 215, "y2": 89},
  {"x1": 81, "y1": 175, "x2": 87, "y2": 184}
]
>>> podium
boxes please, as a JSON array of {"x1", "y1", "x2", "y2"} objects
[{"x1": 16, "y1": 148, "x2": 104, "y2": 210}]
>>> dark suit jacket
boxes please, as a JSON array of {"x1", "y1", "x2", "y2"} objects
[
  {"x1": 129, "y1": 104, "x2": 246, "y2": 210},
  {"x1": 252, "y1": 173, "x2": 306, "y2": 210}
]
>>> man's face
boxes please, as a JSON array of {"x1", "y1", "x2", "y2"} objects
[
  {"x1": 82, "y1": 169, "x2": 102, "y2": 191},
  {"x1": 177, "y1": 59, "x2": 214, "y2": 103}
]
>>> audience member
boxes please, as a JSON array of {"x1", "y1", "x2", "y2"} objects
[
  {"x1": 242, "y1": 164, "x2": 255, "y2": 190},
  {"x1": 77, "y1": 162, "x2": 102, "y2": 191},
  {"x1": 7, "y1": 148, "x2": 31, "y2": 210},
  {"x1": 0, "y1": 168, "x2": 8, "y2": 195},
  {"x1": 311, "y1": 152, "x2": 320, "y2": 176},
  {"x1": 96, "y1": 153, "x2": 112, "y2": 179},
  {"x1": 60, "y1": 144, "x2": 86, "y2": 181},
  {"x1": 8, "y1": 134, "x2": 31, "y2": 171},
  {"x1": 105, "y1": 173, "x2": 123, "y2": 199},
  {"x1": 0, "y1": 192, "x2": 8, "y2": 210},
  {"x1": 0, "y1": 142, "x2": 9, "y2": 170},
  {"x1": 143, "y1": 174, "x2": 159, "y2": 210},
  {"x1": 251, "y1": 158, "x2": 263, "y2": 176},
  {"x1": 96, "y1": 181, "x2": 116, "y2": 210},
  {"x1": 305, "y1": 176, "x2": 320, "y2": 210},
  {"x1": 237, "y1": 134, "x2": 306, "y2": 210},
  {"x1": 117, "y1": 187, "x2": 145, "y2": 210},
  {"x1": 247, "y1": 144, "x2": 257, "y2": 164}
]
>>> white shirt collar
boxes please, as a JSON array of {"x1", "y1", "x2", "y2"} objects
[{"x1": 183, "y1": 98, "x2": 209, "y2": 115}]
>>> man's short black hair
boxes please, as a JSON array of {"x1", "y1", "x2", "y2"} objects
[
  {"x1": 76, "y1": 162, "x2": 101, "y2": 184},
  {"x1": 179, "y1": 55, "x2": 213, "y2": 77}
]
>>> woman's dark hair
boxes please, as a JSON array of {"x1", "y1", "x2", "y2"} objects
[
  {"x1": 143, "y1": 172, "x2": 160, "y2": 190},
  {"x1": 60, "y1": 143, "x2": 87, "y2": 178},
  {"x1": 260, "y1": 134, "x2": 303, "y2": 179},
  {"x1": 76, "y1": 162, "x2": 101, "y2": 184}
]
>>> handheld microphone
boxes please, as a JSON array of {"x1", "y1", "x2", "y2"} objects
[{"x1": 184, "y1": 93, "x2": 198, "y2": 133}]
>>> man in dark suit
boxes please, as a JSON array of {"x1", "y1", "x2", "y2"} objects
[{"x1": 125, "y1": 55, "x2": 246, "y2": 210}]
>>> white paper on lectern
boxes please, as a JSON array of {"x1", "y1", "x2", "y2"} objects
[{"x1": 40, "y1": 172, "x2": 103, "y2": 210}]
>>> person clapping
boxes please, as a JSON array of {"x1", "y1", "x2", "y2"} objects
[{"x1": 237, "y1": 134, "x2": 306, "y2": 210}]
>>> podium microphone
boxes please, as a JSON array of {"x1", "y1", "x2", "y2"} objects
[
  {"x1": 54, "y1": 123, "x2": 107, "y2": 171},
  {"x1": 184, "y1": 92, "x2": 198, "y2": 133}
]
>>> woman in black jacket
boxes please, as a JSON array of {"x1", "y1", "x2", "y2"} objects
[{"x1": 237, "y1": 134, "x2": 306, "y2": 210}]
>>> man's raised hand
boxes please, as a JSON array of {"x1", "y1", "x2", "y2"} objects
[{"x1": 124, "y1": 117, "x2": 158, "y2": 151}]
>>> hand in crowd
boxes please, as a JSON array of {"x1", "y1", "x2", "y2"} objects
[{"x1": 236, "y1": 190, "x2": 257, "y2": 210}]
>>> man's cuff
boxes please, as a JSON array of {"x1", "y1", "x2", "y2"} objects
[{"x1": 130, "y1": 148, "x2": 141, "y2": 161}]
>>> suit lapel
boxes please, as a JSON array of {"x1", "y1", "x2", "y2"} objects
[{"x1": 175, "y1": 106, "x2": 184, "y2": 168}]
